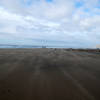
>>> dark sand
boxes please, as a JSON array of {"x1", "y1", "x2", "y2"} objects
[{"x1": 0, "y1": 49, "x2": 100, "y2": 100}]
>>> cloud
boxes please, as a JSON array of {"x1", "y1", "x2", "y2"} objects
[
  {"x1": 0, "y1": 0, "x2": 100, "y2": 47},
  {"x1": 0, "y1": 6, "x2": 61, "y2": 38}
]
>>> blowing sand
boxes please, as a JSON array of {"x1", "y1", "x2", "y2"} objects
[{"x1": 0, "y1": 49, "x2": 100, "y2": 100}]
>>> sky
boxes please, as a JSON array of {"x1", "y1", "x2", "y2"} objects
[{"x1": 0, "y1": 0, "x2": 100, "y2": 48}]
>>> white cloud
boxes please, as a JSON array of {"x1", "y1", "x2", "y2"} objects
[
  {"x1": 0, "y1": 0, "x2": 100, "y2": 47},
  {"x1": 0, "y1": 6, "x2": 61, "y2": 38}
]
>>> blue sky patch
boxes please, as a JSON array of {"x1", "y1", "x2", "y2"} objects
[
  {"x1": 46, "y1": 0, "x2": 53, "y2": 3},
  {"x1": 84, "y1": 8, "x2": 90, "y2": 13},
  {"x1": 75, "y1": 1, "x2": 84, "y2": 8},
  {"x1": 21, "y1": 0, "x2": 32, "y2": 7}
]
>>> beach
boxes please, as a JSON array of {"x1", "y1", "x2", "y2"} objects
[{"x1": 0, "y1": 49, "x2": 100, "y2": 100}]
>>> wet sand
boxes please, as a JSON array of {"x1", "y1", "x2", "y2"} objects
[{"x1": 0, "y1": 49, "x2": 100, "y2": 100}]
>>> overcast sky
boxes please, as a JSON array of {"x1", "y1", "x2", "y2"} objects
[{"x1": 0, "y1": 0, "x2": 100, "y2": 48}]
